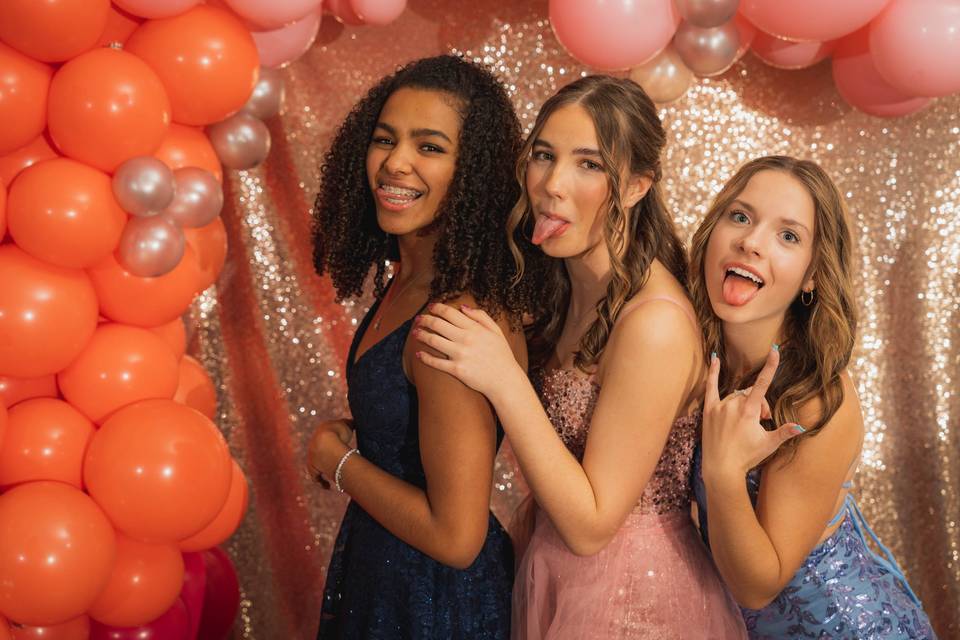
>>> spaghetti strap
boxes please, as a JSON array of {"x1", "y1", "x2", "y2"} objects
[{"x1": 618, "y1": 295, "x2": 699, "y2": 333}]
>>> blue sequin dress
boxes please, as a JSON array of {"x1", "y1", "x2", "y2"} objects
[
  {"x1": 691, "y1": 445, "x2": 936, "y2": 639},
  {"x1": 317, "y1": 297, "x2": 514, "y2": 640}
]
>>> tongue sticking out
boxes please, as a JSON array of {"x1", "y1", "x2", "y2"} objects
[
  {"x1": 722, "y1": 274, "x2": 761, "y2": 307},
  {"x1": 532, "y1": 217, "x2": 569, "y2": 245}
]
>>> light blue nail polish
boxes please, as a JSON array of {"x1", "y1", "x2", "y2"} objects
[
  {"x1": 793, "y1": 424, "x2": 806, "y2": 433},
  {"x1": 772, "y1": 343, "x2": 780, "y2": 352},
  {"x1": 710, "y1": 351, "x2": 717, "y2": 360}
]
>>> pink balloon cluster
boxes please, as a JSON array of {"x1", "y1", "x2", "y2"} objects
[{"x1": 551, "y1": 0, "x2": 960, "y2": 118}]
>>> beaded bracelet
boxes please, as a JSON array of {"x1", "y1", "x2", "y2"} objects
[{"x1": 334, "y1": 448, "x2": 360, "y2": 493}]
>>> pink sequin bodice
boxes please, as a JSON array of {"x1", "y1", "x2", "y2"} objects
[{"x1": 533, "y1": 367, "x2": 698, "y2": 516}]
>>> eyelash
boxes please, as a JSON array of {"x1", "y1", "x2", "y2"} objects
[
  {"x1": 729, "y1": 210, "x2": 801, "y2": 244},
  {"x1": 371, "y1": 138, "x2": 445, "y2": 154},
  {"x1": 530, "y1": 151, "x2": 602, "y2": 171}
]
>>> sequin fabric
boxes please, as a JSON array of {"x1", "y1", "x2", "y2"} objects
[{"x1": 691, "y1": 445, "x2": 938, "y2": 639}]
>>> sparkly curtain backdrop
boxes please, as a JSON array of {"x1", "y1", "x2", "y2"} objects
[{"x1": 189, "y1": 1, "x2": 959, "y2": 637}]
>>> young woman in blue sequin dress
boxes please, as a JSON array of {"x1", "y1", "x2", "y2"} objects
[{"x1": 688, "y1": 155, "x2": 937, "y2": 639}]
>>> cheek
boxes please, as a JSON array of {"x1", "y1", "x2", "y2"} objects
[
  {"x1": 525, "y1": 163, "x2": 543, "y2": 194},
  {"x1": 365, "y1": 149, "x2": 380, "y2": 181}
]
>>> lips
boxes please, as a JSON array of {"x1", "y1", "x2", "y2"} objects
[
  {"x1": 375, "y1": 181, "x2": 423, "y2": 211},
  {"x1": 721, "y1": 263, "x2": 765, "y2": 307}
]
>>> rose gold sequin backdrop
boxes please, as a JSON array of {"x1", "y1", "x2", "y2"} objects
[{"x1": 188, "y1": 1, "x2": 959, "y2": 637}]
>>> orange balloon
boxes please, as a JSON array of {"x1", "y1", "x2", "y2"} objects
[
  {"x1": 88, "y1": 245, "x2": 203, "y2": 327},
  {"x1": 154, "y1": 124, "x2": 223, "y2": 182},
  {"x1": 179, "y1": 459, "x2": 248, "y2": 552},
  {"x1": 84, "y1": 399, "x2": 232, "y2": 542},
  {"x1": 0, "y1": 399, "x2": 95, "y2": 488},
  {"x1": 95, "y1": 5, "x2": 142, "y2": 49},
  {"x1": 87, "y1": 535, "x2": 184, "y2": 628},
  {"x1": 184, "y1": 217, "x2": 228, "y2": 291},
  {"x1": 7, "y1": 158, "x2": 127, "y2": 269},
  {"x1": 0, "y1": 43, "x2": 53, "y2": 155},
  {"x1": 58, "y1": 324, "x2": 179, "y2": 424},
  {"x1": 0, "y1": 180, "x2": 5, "y2": 240},
  {"x1": 0, "y1": 404, "x2": 6, "y2": 453},
  {"x1": 9, "y1": 616, "x2": 89, "y2": 640},
  {"x1": 0, "y1": 616, "x2": 9, "y2": 640},
  {"x1": 47, "y1": 48, "x2": 171, "y2": 173},
  {"x1": 0, "y1": 0, "x2": 109, "y2": 62},
  {"x1": 0, "y1": 246, "x2": 98, "y2": 378},
  {"x1": 0, "y1": 375, "x2": 58, "y2": 409},
  {"x1": 0, "y1": 481, "x2": 116, "y2": 625},
  {"x1": 0, "y1": 133, "x2": 58, "y2": 189},
  {"x1": 149, "y1": 318, "x2": 188, "y2": 360},
  {"x1": 126, "y1": 6, "x2": 259, "y2": 126},
  {"x1": 174, "y1": 355, "x2": 218, "y2": 420}
]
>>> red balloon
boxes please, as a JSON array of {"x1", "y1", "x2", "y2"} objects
[
  {"x1": 9, "y1": 616, "x2": 90, "y2": 640},
  {"x1": 0, "y1": 374, "x2": 58, "y2": 409},
  {"x1": 47, "y1": 48, "x2": 171, "y2": 173},
  {"x1": 0, "y1": 482, "x2": 116, "y2": 625},
  {"x1": 198, "y1": 548, "x2": 240, "y2": 640},
  {"x1": 89, "y1": 598, "x2": 189, "y2": 640},
  {"x1": 0, "y1": 398, "x2": 95, "y2": 488},
  {"x1": 184, "y1": 217, "x2": 228, "y2": 291},
  {"x1": 173, "y1": 355, "x2": 218, "y2": 420},
  {"x1": 0, "y1": 246, "x2": 99, "y2": 378},
  {"x1": 148, "y1": 318, "x2": 188, "y2": 360},
  {"x1": 154, "y1": 124, "x2": 223, "y2": 183},
  {"x1": 88, "y1": 246, "x2": 204, "y2": 328},
  {"x1": 0, "y1": 133, "x2": 58, "y2": 188},
  {"x1": 0, "y1": 180, "x2": 5, "y2": 240},
  {"x1": 0, "y1": 617, "x2": 9, "y2": 640},
  {"x1": 0, "y1": 43, "x2": 53, "y2": 155},
  {"x1": 84, "y1": 399, "x2": 232, "y2": 542},
  {"x1": 7, "y1": 158, "x2": 127, "y2": 269},
  {"x1": 88, "y1": 535, "x2": 185, "y2": 628},
  {"x1": 0, "y1": 405, "x2": 6, "y2": 455},
  {"x1": 126, "y1": 6, "x2": 259, "y2": 126},
  {"x1": 179, "y1": 459, "x2": 248, "y2": 551},
  {"x1": 179, "y1": 553, "x2": 206, "y2": 640},
  {"x1": 0, "y1": 0, "x2": 109, "y2": 62},
  {"x1": 58, "y1": 324, "x2": 180, "y2": 424}
]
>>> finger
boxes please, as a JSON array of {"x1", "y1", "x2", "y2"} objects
[
  {"x1": 746, "y1": 345, "x2": 780, "y2": 415},
  {"x1": 413, "y1": 327, "x2": 456, "y2": 357},
  {"x1": 416, "y1": 313, "x2": 462, "y2": 341},
  {"x1": 760, "y1": 397, "x2": 772, "y2": 421},
  {"x1": 415, "y1": 350, "x2": 458, "y2": 374},
  {"x1": 428, "y1": 302, "x2": 474, "y2": 330},
  {"x1": 768, "y1": 422, "x2": 805, "y2": 452},
  {"x1": 460, "y1": 305, "x2": 500, "y2": 332},
  {"x1": 705, "y1": 352, "x2": 721, "y2": 408}
]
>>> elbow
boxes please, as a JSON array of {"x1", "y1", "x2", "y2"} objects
[
  {"x1": 731, "y1": 586, "x2": 779, "y2": 611},
  {"x1": 561, "y1": 528, "x2": 616, "y2": 558},
  {"x1": 436, "y1": 528, "x2": 487, "y2": 570}
]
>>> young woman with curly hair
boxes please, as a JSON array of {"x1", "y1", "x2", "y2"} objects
[
  {"x1": 307, "y1": 55, "x2": 543, "y2": 639},
  {"x1": 689, "y1": 156, "x2": 936, "y2": 638},
  {"x1": 413, "y1": 75, "x2": 746, "y2": 639}
]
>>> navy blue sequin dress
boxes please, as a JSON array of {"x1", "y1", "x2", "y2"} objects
[
  {"x1": 317, "y1": 298, "x2": 514, "y2": 640},
  {"x1": 691, "y1": 444, "x2": 936, "y2": 639}
]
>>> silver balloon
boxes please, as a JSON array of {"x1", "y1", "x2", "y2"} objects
[
  {"x1": 112, "y1": 156, "x2": 175, "y2": 217},
  {"x1": 164, "y1": 167, "x2": 224, "y2": 228},
  {"x1": 241, "y1": 67, "x2": 286, "y2": 120},
  {"x1": 630, "y1": 44, "x2": 695, "y2": 104},
  {"x1": 673, "y1": 19, "x2": 741, "y2": 77},
  {"x1": 206, "y1": 113, "x2": 272, "y2": 170},
  {"x1": 675, "y1": 0, "x2": 740, "y2": 28},
  {"x1": 116, "y1": 215, "x2": 186, "y2": 278}
]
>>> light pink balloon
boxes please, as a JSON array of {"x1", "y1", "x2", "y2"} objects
[
  {"x1": 113, "y1": 0, "x2": 202, "y2": 19},
  {"x1": 350, "y1": 0, "x2": 406, "y2": 26},
  {"x1": 740, "y1": 0, "x2": 890, "y2": 42},
  {"x1": 751, "y1": 30, "x2": 837, "y2": 70},
  {"x1": 224, "y1": 0, "x2": 321, "y2": 30},
  {"x1": 549, "y1": 0, "x2": 680, "y2": 70},
  {"x1": 326, "y1": 0, "x2": 365, "y2": 25},
  {"x1": 251, "y1": 9, "x2": 321, "y2": 68},
  {"x1": 832, "y1": 29, "x2": 932, "y2": 118},
  {"x1": 870, "y1": 0, "x2": 960, "y2": 98},
  {"x1": 732, "y1": 13, "x2": 757, "y2": 63}
]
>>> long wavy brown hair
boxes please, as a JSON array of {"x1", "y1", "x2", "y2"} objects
[
  {"x1": 689, "y1": 156, "x2": 858, "y2": 447},
  {"x1": 507, "y1": 75, "x2": 687, "y2": 370}
]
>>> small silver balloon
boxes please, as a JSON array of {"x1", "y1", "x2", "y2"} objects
[
  {"x1": 112, "y1": 156, "x2": 176, "y2": 217},
  {"x1": 165, "y1": 167, "x2": 224, "y2": 228},
  {"x1": 116, "y1": 215, "x2": 186, "y2": 277},
  {"x1": 241, "y1": 67, "x2": 285, "y2": 120},
  {"x1": 206, "y1": 113, "x2": 272, "y2": 170},
  {"x1": 675, "y1": 0, "x2": 740, "y2": 28},
  {"x1": 673, "y1": 19, "x2": 741, "y2": 77},
  {"x1": 630, "y1": 44, "x2": 695, "y2": 104}
]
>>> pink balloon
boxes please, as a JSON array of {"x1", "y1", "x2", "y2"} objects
[
  {"x1": 833, "y1": 29, "x2": 932, "y2": 118},
  {"x1": 224, "y1": 0, "x2": 321, "y2": 30},
  {"x1": 114, "y1": 0, "x2": 202, "y2": 19},
  {"x1": 197, "y1": 548, "x2": 239, "y2": 640},
  {"x1": 350, "y1": 0, "x2": 406, "y2": 26},
  {"x1": 751, "y1": 30, "x2": 837, "y2": 69},
  {"x1": 180, "y1": 553, "x2": 207, "y2": 640},
  {"x1": 870, "y1": 0, "x2": 960, "y2": 98},
  {"x1": 740, "y1": 0, "x2": 890, "y2": 42},
  {"x1": 325, "y1": 0, "x2": 364, "y2": 25},
  {"x1": 89, "y1": 598, "x2": 189, "y2": 640},
  {"x1": 549, "y1": 0, "x2": 680, "y2": 70},
  {"x1": 732, "y1": 13, "x2": 757, "y2": 63},
  {"x1": 251, "y1": 10, "x2": 321, "y2": 68}
]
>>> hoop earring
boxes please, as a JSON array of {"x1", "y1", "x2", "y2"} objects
[{"x1": 801, "y1": 289, "x2": 815, "y2": 306}]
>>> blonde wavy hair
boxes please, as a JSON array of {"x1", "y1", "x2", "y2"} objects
[
  {"x1": 507, "y1": 75, "x2": 687, "y2": 371},
  {"x1": 689, "y1": 156, "x2": 858, "y2": 445}
]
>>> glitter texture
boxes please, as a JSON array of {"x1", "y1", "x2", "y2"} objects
[{"x1": 192, "y1": 1, "x2": 959, "y2": 636}]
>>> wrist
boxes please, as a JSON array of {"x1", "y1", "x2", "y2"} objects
[
  {"x1": 487, "y1": 363, "x2": 528, "y2": 407},
  {"x1": 319, "y1": 432, "x2": 350, "y2": 475}
]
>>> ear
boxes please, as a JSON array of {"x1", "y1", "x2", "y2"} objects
[
  {"x1": 802, "y1": 276, "x2": 815, "y2": 294},
  {"x1": 623, "y1": 173, "x2": 653, "y2": 209}
]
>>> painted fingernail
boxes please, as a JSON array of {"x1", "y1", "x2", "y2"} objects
[
  {"x1": 792, "y1": 424, "x2": 806, "y2": 433},
  {"x1": 710, "y1": 351, "x2": 717, "y2": 360},
  {"x1": 772, "y1": 344, "x2": 780, "y2": 352},
  {"x1": 415, "y1": 351, "x2": 423, "y2": 360},
  {"x1": 461, "y1": 304, "x2": 472, "y2": 311}
]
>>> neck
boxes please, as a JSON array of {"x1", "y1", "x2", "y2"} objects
[
  {"x1": 564, "y1": 242, "x2": 611, "y2": 322},
  {"x1": 394, "y1": 231, "x2": 437, "y2": 286},
  {"x1": 722, "y1": 313, "x2": 785, "y2": 380}
]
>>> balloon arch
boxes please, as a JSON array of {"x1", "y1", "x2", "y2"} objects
[{"x1": 0, "y1": 0, "x2": 958, "y2": 637}]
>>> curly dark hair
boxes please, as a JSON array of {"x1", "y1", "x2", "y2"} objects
[{"x1": 312, "y1": 54, "x2": 546, "y2": 324}]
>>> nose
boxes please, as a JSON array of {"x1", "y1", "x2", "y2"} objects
[
  {"x1": 382, "y1": 142, "x2": 413, "y2": 176},
  {"x1": 542, "y1": 163, "x2": 567, "y2": 200},
  {"x1": 735, "y1": 226, "x2": 763, "y2": 257}
]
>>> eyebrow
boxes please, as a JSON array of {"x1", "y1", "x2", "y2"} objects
[
  {"x1": 532, "y1": 138, "x2": 601, "y2": 157},
  {"x1": 374, "y1": 122, "x2": 453, "y2": 144},
  {"x1": 730, "y1": 199, "x2": 812, "y2": 235}
]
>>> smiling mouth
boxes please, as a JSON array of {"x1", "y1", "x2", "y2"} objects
[
  {"x1": 722, "y1": 266, "x2": 765, "y2": 307},
  {"x1": 377, "y1": 183, "x2": 423, "y2": 206}
]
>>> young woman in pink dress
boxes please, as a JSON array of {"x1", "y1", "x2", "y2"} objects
[{"x1": 412, "y1": 75, "x2": 746, "y2": 639}]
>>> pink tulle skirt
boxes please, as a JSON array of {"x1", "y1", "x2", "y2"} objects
[{"x1": 512, "y1": 508, "x2": 747, "y2": 640}]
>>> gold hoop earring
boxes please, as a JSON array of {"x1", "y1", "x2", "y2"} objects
[{"x1": 801, "y1": 289, "x2": 815, "y2": 306}]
